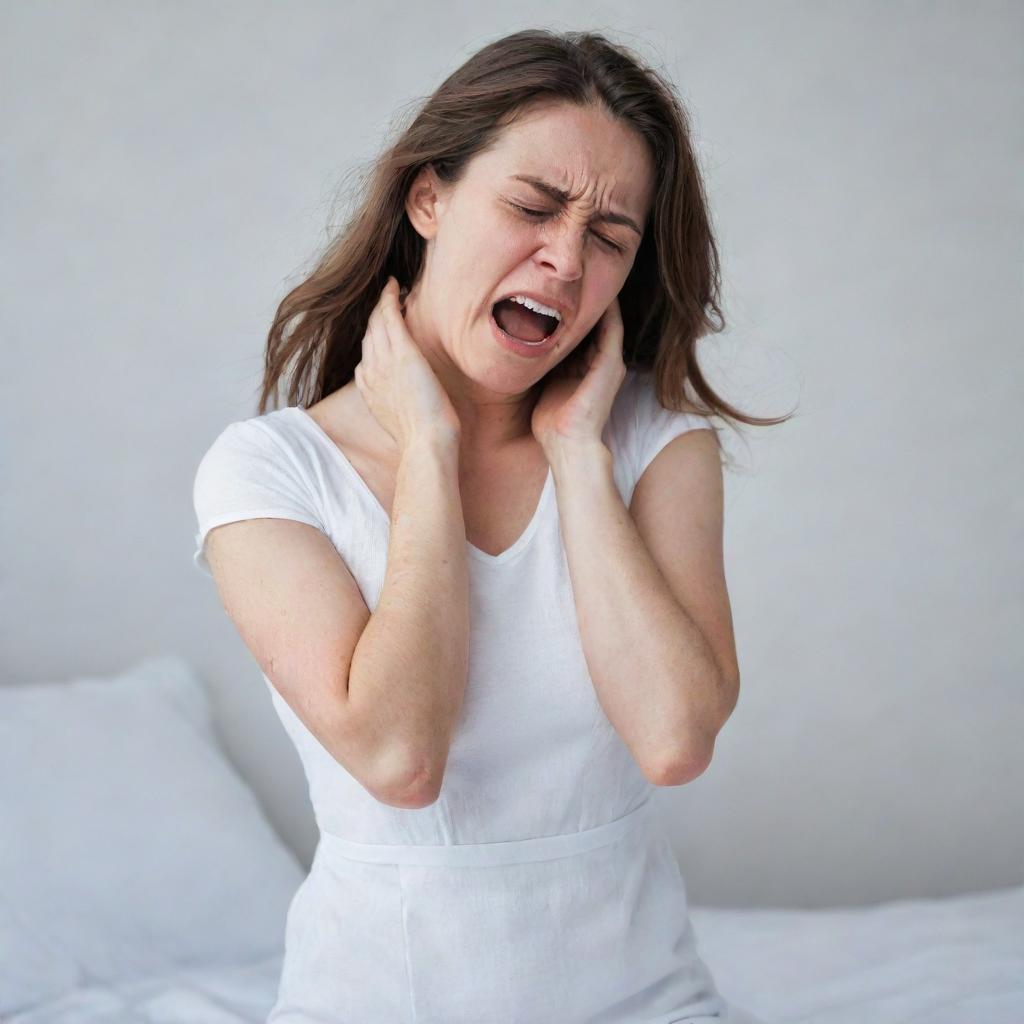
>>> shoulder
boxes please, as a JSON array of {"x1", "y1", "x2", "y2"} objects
[
  {"x1": 191, "y1": 408, "x2": 325, "y2": 576},
  {"x1": 613, "y1": 369, "x2": 715, "y2": 489},
  {"x1": 628, "y1": 367, "x2": 711, "y2": 425},
  {"x1": 197, "y1": 407, "x2": 312, "y2": 466},
  {"x1": 193, "y1": 408, "x2": 319, "y2": 507}
]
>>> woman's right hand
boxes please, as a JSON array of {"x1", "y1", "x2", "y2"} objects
[{"x1": 354, "y1": 276, "x2": 462, "y2": 452}]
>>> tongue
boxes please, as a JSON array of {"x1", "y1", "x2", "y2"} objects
[{"x1": 493, "y1": 298, "x2": 556, "y2": 343}]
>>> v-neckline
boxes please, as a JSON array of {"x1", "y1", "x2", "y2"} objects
[{"x1": 289, "y1": 406, "x2": 554, "y2": 567}]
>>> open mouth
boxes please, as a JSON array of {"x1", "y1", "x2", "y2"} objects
[{"x1": 490, "y1": 297, "x2": 563, "y2": 346}]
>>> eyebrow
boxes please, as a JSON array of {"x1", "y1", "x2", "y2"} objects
[{"x1": 509, "y1": 174, "x2": 643, "y2": 236}]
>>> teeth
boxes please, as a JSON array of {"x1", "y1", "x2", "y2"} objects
[{"x1": 509, "y1": 294, "x2": 561, "y2": 321}]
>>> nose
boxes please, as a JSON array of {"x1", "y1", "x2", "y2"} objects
[{"x1": 534, "y1": 222, "x2": 584, "y2": 283}]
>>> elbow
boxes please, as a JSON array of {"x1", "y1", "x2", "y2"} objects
[
  {"x1": 644, "y1": 739, "x2": 714, "y2": 787},
  {"x1": 643, "y1": 697, "x2": 729, "y2": 787},
  {"x1": 336, "y1": 685, "x2": 451, "y2": 809},
  {"x1": 371, "y1": 755, "x2": 447, "y2": 809}
]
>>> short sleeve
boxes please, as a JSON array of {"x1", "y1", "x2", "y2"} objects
[
  {"x1": 192, "y1": 419, "x2": 325, "y2": 577},
  {"x1": 631, "y1": 373, "x2": 716, "y2": 485}
]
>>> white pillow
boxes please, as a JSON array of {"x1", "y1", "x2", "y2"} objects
[{"x1": 0, "y1": 654, "x2": 304, "y2": 1014}]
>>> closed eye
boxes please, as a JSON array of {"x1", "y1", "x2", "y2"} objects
[{"x1": 509, "y1": 202, "x2": 624, "y2": 254}]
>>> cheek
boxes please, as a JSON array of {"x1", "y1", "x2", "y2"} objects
[
  {"x1": 458, "y1": 216, "x2": 521, "y2": 272},
  {"x1": 498, "y1": 220, "x2": 538, "y2": 260},
  {"x1": 582, "y1": 273, "x2": 623, "y2": 315}
]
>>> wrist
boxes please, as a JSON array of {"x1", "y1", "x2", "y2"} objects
[
  {"x1": 544, "y1": 437, "x2": 613, "y2": 483},
  {"x1": 401, "y1": 429, "x2": 461, "y2": 467}
]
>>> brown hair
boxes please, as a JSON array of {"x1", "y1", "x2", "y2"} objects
[{"x1": 255, "y1": 28, "x2": 794, "y2": 449}]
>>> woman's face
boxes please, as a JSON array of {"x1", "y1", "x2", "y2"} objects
[{"x1": 404, "y1": 100, "x2": 656, "y2": 392}]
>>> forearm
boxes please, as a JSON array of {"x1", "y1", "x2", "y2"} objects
[
  {"x1": 549, "y1": 441, "x2": 725, "y2": 780},
  {"x1": 347, "y1": 434, "x2": 469, "y2": 800}
]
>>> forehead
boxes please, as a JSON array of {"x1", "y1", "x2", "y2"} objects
[{"x1": 475, "y1": 101, "x2": 654, "y2": 213}]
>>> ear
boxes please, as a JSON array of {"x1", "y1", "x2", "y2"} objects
[{"x1": 404, "y1": 164, "x2": 447, "y2": 242}]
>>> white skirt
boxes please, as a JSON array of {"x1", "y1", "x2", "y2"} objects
[{"x1": 267, "y1": 798, "x2": 763, "y2": 1023}]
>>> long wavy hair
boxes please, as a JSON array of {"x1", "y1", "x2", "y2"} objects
[{"x1": 255, "y1": 28, "x2": 794, "y2": 450}]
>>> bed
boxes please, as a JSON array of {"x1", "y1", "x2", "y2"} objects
[{"x1": 3, "y1": 655, "x2": 1021, "y2": 1023}]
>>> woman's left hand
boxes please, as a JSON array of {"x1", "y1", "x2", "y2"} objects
[{"x1": 531, "y1": 294, "x2": 627, "y2": 456}]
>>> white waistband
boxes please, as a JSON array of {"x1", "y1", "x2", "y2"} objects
[{"x1": 317, "y1": 799, "x2": 654, "y2": 867}]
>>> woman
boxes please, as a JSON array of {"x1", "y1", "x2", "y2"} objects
[{"x1": 193, "y1": 28, "x2": 781, "y2": 1024}]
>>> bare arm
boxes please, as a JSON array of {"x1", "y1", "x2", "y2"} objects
[
  {"x1": 344, "y1": 432, "x2": 470, "y2": 806},
  {"x1": 206, "y1": 278, "x2": 470, "y2": 809},
  {"x1": 205, "y1": 433, "x2": 468, "y2": 810},
  {"x1": 531, "y1": 294, "x2": 736, "y2": 788},
  {"x1": 548, "y1": 437, "x2": 733, "y2": 787}
]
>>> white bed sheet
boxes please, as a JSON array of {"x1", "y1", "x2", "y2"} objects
[
  {"x1": 2, "y1": 957, "x2": 283, "y2": 1024},
  {"x1": 692, "y1": 881, "x2": 1024, "y2": 1024},
  {"x1": 7, "y1": 883, "x2": 1022, "y2": 1023}
]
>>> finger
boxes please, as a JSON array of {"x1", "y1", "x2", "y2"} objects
[
  {"x1": 594, "y1": 296, "x2": 623, "y2": 353},
  {"x1": 361, "y1": 311, "x2": 380, "y2": 374},
  {"x1": 359, "y1": 306, "x2": 386, "y2": 386},
  {"x1": 366, "y1": 281, "x2": 395, "y2": 359},
  {"x1": 587, "y1": 304, "x2": 624, "y2": 379},
  {"x1": 379, "y1": 277, "x2": 410, "y2": 352}
]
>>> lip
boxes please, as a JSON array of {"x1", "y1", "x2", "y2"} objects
[
  {"x1": 492, "y1": 290, "x2": 573, "y2": 323},
  {"x1": 489, "y1": 307, "x2": 564, "y2": 358}
]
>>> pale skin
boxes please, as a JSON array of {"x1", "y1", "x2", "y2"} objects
[{"x1": 306, "y1": 99, "x2": 740, "y2": 786}]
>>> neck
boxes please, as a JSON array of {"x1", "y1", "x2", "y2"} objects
[{"x1": 400, "y1": 278, "x2": 541, "y2": 453}]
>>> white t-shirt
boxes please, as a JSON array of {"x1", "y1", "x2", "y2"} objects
[
  {"x1": 189, "y1": 367, "x2": 746, "y2": 1023},
  {"x1": 194, "y1": 365, "x2": 713, "y2": 578},
  {"x1": 192, "y1": 364, "x2": 716, "y2": 838}
]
